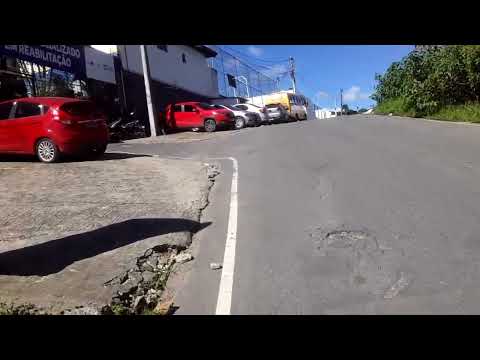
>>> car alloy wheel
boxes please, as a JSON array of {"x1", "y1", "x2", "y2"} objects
[
  {"x1": 37, "y1": 139, "x2": 59, "y2": 163},
  {"x1": 234, "y1": 117, "x2": 245, "y2": 129},
  {"x1": 204, "y1": 119, "x2": 217, "y2": 132}
]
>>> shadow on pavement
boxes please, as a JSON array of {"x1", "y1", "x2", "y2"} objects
[
  {"x1": 0, "y1": 154, "x2": 36, "y2": 163},
  {"x1": 0, "y1": 218, "x2": 211, "y2": 277},
  {"x1": 0, "y1": 152, "x2": 150, "y2": 163},
  {"x1": 68, "y1": 152, "x2": 151, "y2": 162}
]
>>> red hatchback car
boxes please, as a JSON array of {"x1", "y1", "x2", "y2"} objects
[
  {"x1": 0, "y1": 97, "x2": 109, "y2": 163},
  {"x1": 165, "y1": 102, "x2": 234, "y2": 132}
]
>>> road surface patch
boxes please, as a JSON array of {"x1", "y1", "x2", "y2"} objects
[{"x1": 310, "y1": 227, "x2": 411, "y2": 299}]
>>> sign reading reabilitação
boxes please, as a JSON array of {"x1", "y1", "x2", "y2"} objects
[{"x1": 0, "y1": 45, "x2": 86, "y2": 78}]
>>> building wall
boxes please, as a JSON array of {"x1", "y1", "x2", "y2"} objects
[
  {"x1": 118, "y1": 45, "x2": 219, "y2": 98},
  {"x1": 121, "y1": 70, "x2": 215, "y2": 136}
]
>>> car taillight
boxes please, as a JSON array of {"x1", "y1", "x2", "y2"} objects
[{"x1": 52, "y1": 108, "x2": 73, "y2": 125}]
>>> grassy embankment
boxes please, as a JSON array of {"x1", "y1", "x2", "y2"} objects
[{"x1": 375, "y1": 98, "x2": 480, "y2": 123}]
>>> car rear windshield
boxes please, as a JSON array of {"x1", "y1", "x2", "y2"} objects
[
  {"x1": 61, "y1": 101, "x2": 100, "y2": 117},
  {"x1": 266, "y1": 104, "x2": 281, "y2": 108},
  {"x1": 198, "y1": 103, "x2": 214, "y2": 110}
]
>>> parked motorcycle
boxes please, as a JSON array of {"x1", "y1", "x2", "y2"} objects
[{"x1": 109, "y1": 111, "x2": 146, "y2": 142}]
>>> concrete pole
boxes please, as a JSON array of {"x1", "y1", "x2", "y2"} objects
[
  {"x1": 140, "y1": 45, "x2": 157, "y2": 137},
  {"x1": 289, "y1": 57, "x2": 297, "y2": 94},
  {"x1": 340, "y1": 88, "x2": 343, "y2": 116}
]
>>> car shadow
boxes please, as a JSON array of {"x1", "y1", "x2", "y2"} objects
[
  {"x1": 0, "y1": 218, "x2": 211, "y2": 277},
  {"x1": 66, "y1": 152, "x2": 151, "y2": 163},
  {"x1": 0, "y1": 154, "x2": 37, "y2": 162},
  {"x1": 0, "y1": 152, "x2": 150, "y2": 163},
  {"x1": 166, "y1": 126, "x2": 238, "y2": 135}
]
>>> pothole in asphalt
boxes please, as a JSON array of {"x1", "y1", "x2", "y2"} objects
[
  {"x1": 311, "y1": 227, "x2": 379, "y2": 254},
  {"x1": 309, "y1": 226, "x2": 413, "y2": 299},
  {"x1": 325, "y1": 230, "x2": 369, "y2": 248}
]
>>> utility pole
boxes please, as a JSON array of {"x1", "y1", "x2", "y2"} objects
[
  {"x1": 140, "y1": 45, "x2": 158, "y2": 137},
  {"x1": 289, "y1": 57, "x2": 297, "y2": 94},
  {"x1": 340, "y1": 88, "x2": 343, "y2": 116}
]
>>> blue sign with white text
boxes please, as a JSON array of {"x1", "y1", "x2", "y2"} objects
[{"x1": 0, "y1": 45, "x2": 86, "y2": 78}]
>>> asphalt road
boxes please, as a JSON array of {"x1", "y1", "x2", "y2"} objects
[{"x1": 110, "y1": 115, "x2": 480, "y2": 314}]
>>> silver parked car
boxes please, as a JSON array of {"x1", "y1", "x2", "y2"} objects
[
  {"x1": 265, "y1": 103, "x2": 289, "y2": 123},
  {"x1": 214, "y1": 105, "x2": 260, "y2": 129},
  {"x1": 232, "y1": 103, "x2": 270, "y2": 124}
]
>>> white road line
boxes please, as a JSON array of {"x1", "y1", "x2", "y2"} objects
[
  {"x1": 214, "y1": 157, "x2": 238, "y2": 315},
  {"x1": 109, "y1": 151, "x2": 239, "y2": 315}
]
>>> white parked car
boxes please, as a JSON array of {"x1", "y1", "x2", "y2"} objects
[
  {"x1": 232, "y1": 103, "x2": 270, "y2": 124},
  {"x1": 213, "y1": 105, "x2": 260, "y2": 129}
]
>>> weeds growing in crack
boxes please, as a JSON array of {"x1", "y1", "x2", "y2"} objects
[{"x1": 0, "y1": 302, "x2": 45, "y2": 315}]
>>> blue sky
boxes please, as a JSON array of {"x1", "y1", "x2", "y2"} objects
[{"x1": 225, "y1": 45, "x2": 414, "y2": 109}]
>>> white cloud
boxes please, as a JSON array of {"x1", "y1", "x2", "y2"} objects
[
  {"x1": 316, "y1": 91, "x2": 329, "y2": 99},
  {"x1": 247, "y1": 46, "x2": 264, "y2": 57},
  {"x1": 261, "y1": 63, "x2": 289, "y2": 78},
  {"x1": 343, "y1": 86, "x2": 370, "y2": 102}
]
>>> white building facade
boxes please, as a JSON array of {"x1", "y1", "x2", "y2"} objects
[
  {"x1": 315, "y1": 108, "x2": 340, "y2": 119},
  {"x1": 117, "y1": 45, "x2": 219, "y2": 98}
]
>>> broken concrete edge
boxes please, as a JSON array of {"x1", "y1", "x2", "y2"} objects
[
  {"x1": 99, "y1": 162, "x2": 221, "y2": 315},
  {"x1": 0, "y1": 161, "x2": 222, "y2": 316}
]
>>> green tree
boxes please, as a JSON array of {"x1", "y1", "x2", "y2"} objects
[{"x1": 372, "y1": 45, "x2": 480, "y2": 115}]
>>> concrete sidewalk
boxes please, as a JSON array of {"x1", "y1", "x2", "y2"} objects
[
  {"x1": 121, "y1": 129, "x2": 238, "y2": 145},
  {"x1": 0, "y1": 153, "x2": 212, "y2": 314}
]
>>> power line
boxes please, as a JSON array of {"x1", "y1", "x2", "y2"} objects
[
  {"x1": 296, "y1": 72, "x2": 317, "y2": 94},
  {"x1": 209, "y1": 46, "x2": 280, "y2": 97},
  {"x1": 220, "y1": 46, "x2": 290, "y2": 80},
  {"x1": 222, "y1": 45, "x2": 290, "y2": 64},
  {"x1": 214, "y1": 46, "x2": 294, "y2": 85},
  {"x1": 216, "y1": 46, "x2": 278, "y2": 82}
]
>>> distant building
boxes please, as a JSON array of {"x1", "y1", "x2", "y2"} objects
[{"x1": 316, "y1": 107, "x2": 340, "y2": 119}]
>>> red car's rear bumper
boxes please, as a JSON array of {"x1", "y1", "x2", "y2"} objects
[
  {"x1": 58, "y1": 141, "x2": 107, "y2": 154},
  {"x1": 54, "y1": 128, "x2": 109, "y2": 155}
]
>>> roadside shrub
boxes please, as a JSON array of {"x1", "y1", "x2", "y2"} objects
[
  {"x1": 374, "y1": 97, "x2": 417, "y2": 117},
  {"x1": 372, "y1": 45, "x2": 480, "y2": 116},
  {"x1": 429, "y1": 103, "x2": 480, "y2": 123}
]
